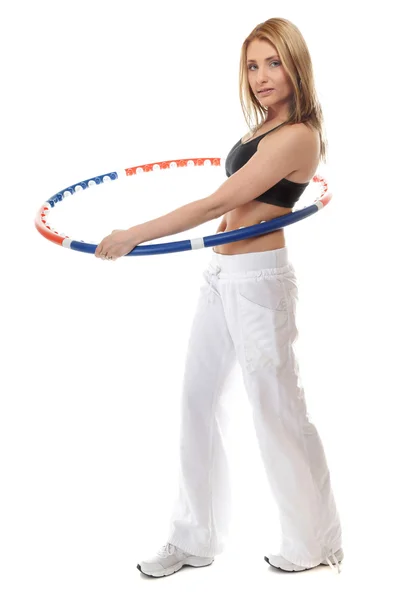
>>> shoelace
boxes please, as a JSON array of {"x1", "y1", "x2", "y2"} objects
[
  {"x1": 180, "y1": 263, "x2": 342, "y2": 576},
  {"x1": 157, "y1": 543, "x2": 341, "y2": 573},
  {"x1": 324, "y1": 548, "x2": 342, "y2": 575},
  {"x1": 157, "y1": 543, "x2": 177, "y2": 558}
]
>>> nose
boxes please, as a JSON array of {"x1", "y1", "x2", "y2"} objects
[
  {"x1": 255, "y1": 66, "x2": 270, "y2": 84},
  {"x1": 256, "y1": 78, "x2": 271, "y2": 89}
]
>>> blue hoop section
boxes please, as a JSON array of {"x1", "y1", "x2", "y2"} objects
[
  {"x1": 69, "y1": 202, "x2": 322, "y2": 256},
  {"x1": 35, "y1": 160, "x2": 331, "y2": 256}
]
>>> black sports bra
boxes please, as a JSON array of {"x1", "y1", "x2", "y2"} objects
[{"x1": 224, "y1": 122, "x2": 310, "y2": 209}]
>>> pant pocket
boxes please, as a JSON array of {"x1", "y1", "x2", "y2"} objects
[{"x1": 237, "y1": 280, "x2": 289, "y2": 373}]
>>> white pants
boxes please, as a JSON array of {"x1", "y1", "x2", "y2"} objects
[{"x1": 166, "y1": 246, "x2": 342, "y2": 568}]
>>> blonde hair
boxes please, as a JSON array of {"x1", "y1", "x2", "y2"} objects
[{"x1": 239, "y1": 17, "x2": 328, "y2": 164}]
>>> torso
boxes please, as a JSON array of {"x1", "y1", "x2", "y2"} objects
[{"x1": 213, "y1": 120, "x2": 320, "y2": 255}]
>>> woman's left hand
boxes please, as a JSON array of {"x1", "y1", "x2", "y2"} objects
[{"x1": 94, "y1": 228, "x2": 139, "y2": 261}]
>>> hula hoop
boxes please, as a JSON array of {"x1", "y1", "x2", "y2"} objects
[{"x1": 34, "y1": 156, "x2": 332, "y2": 256}]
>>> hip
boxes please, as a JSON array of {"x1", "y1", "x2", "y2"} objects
[{"x1": 213, "y1": 229, "x2": 286, "y2": 255}]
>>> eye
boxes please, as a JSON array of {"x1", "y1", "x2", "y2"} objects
[{"x1": 248, "y1": 60, "x2": 281, "y2": 71}]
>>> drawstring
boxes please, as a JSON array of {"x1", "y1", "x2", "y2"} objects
[
  {"x1": 206, "y1": 264, "x2": 221, "y2": 303},
  {"x1": 203, "y1": 262, "x2": 342, "y2": 576},
  {"x1": 205, "y1": 266, "x2": 263, "y2": 303},
  {"x1": 323, "y1": 547, "x2": 342, "y2": 575}
]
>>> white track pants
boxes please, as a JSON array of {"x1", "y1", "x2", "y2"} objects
[{"x1": 166, "y1": 247, "x2": 342, "y2": 568}]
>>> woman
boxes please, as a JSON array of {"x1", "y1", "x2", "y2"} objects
[{"x1": 96, "y1": 18, "x2": 344, "y2": 577}]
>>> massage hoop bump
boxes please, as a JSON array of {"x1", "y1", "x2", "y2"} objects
[{"x1": 34, "y1": 156, "x2": 332, "y2": 256}]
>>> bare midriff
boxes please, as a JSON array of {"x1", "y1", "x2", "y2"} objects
[
  {"x1": 213, "y1": 122, "x2": 320, "y2": 255},
  {"x1": 212, "y1": 203, "x2": 292, "y2": 255}
]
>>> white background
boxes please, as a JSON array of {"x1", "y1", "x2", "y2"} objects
[{"x1": 1, "y1": 1, "x2": 399, "y2": 597}]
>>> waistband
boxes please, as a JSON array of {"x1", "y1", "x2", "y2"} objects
[{"x1": 209, "y1": 247, "x2": 291, "y2": 275}]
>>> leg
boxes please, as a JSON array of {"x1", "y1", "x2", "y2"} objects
[
  {"x1": 166, "y1": 263, "x2": 236, "y2": 558},
  {"x1": 229, "y1": 258, "x2": 342, "y2": 568}
]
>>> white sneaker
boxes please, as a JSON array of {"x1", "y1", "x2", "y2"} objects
[
  {"x1": 265, "y1": 547, "x2": 344, "y2": 574},
  {"x1": 137, "y1": 542, "x2": 214, "y2": 578}
]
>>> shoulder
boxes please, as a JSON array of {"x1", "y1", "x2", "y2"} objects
[
  {"x1": 282, "y1": 122, "x2": 313, "y2": 139},
  {"x1": 266, "y1": 122, "x2": 320, "y2": 179},
  {"x1": 293, "y1": 121, "x2": 319, "y2": 145},
  {"x1": 260, "y1": 121, "x2": 316, "y2": 150},
  {"x1": 281, "y1": 121, "x2": 316, "y2": 137},
  {"x1": 258, "y1": 122, "x2": 307, "y2": 152},
  {"x1": 255, "y1": 121, "x2": 319, "y2": 178},
  {"x1": 293, "y1": 122, "x2": 320, "y2": 157}
]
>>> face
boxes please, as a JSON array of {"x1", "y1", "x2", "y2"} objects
[{"x1": 246, "y1": 39, "x2": 294, "y2": 119}]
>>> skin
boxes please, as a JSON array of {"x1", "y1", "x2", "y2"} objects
[
  {"x1": 247, "y1": 37, "x2": 294, "y2": 124},
  {"x1": 213, "y1": 38, "x2": 318, "y2": 255},
  {"x1": 95, "y1": 38, "x2": 319, "y2": 260}
]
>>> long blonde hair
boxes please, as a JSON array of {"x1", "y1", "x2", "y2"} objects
[{"x1": 239, "y1": 18, "x2": 328, "y2": 164}]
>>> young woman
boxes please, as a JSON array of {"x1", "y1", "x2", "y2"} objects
[{"x1": 132, "y1": 18, "x2": 344, "y2": 577}]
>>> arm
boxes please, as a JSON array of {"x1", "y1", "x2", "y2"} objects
[
  {"x1": 127, "y1": 196, "x2": 222, "y2": 245},
  {"x1": 127, "y1": 125, "x2": 305, "y2": 246}
]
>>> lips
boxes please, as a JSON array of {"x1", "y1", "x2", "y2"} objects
[{"x1": 258, "y1": 88, "x2": 273, "y2": 93}]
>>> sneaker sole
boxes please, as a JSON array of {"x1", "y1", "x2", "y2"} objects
[
  {"x1": 137, "y1": 556, "x2": 214, "y2": 578},
  {"x1": 264, "y1": 548, "x2": 344, "y2": 572}
]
